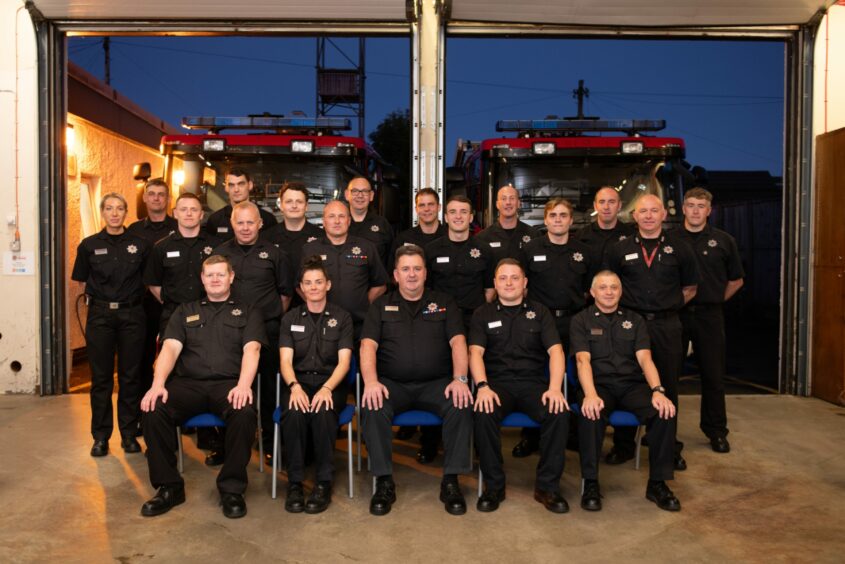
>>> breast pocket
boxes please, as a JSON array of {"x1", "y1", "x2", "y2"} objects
[
  {"x1": 163, "y1": 254, "x2": 186, "y2": 270},
  {"x1": 616, "y1": 330, "x2": 637, "y2": 357},
  {"x1": 528, "y1": 258, "x2": 552, "y2": 274},
  {"x1": 318, "y1": 328, "x2": 341, "y2": 362},
  {"x1": 431, "y1": 257, "x2": 456, "y2": 276},
  {"x1": 587, "y1": 334, "x2": 611, "y2": 359},
  {"x1": 223, "y1": 316, "x2": 248, "y2": 341}
]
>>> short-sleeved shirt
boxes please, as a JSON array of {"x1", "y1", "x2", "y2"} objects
[
  {"x1": 424, "y1": 236, "x2": 494, "y2": 312},
  {"x1": 575, "y1": 221, "x2": 636, "y2": 266},
  {"x1": 674, "y1": 225, "x2": 744, "y2": 304},
  {"x1": 362, "y1": 290, "x2": 464, "y2": 383},
  {"x1": 163, "y1": 299, "x2": 268, "y2": 381},
  {"x1": 127, "y1": 216, "x2": 178, "y2": 245},
  {"x1": 144, "y1": 230, "x2": 217, "y2": 307},
  {"x1": 389, "y1": 223, "x2": 447, "y2": 270},
  {"x1": 468, "y1": 300, "x2": 560, "y2": 384},
  {"x1": 262, "y1": 220, "x2": 324, "y2": 272},
  {"x1": 569, "y1": 305, "x2": 650, "y2": 384},
  {"x1": 475, "y1": 221, "x2": 540, "y2": 268},
  {"x1": 349, "y1": 211, "x2": 394, "y2": 267},
  {"x1": 604, "y1": 230, "x2": 699, "y2": 313},
  {"x1": 300, "y1": 236, "x2": 389, "y2": 325},
  {"x1": 279, "y1": 303, "x2": 354, "y2": 379},
  {"x1": 520, "y1": 235, "x2": 594, "y2": 313},
  {"x1": 213, "y1": 238, "x2": 293, "y2": 321},
  {"x1": 71, "y1": 229, "x2": 151, "y2": 302},
  {"x1": 204, "y1": 204, "x2": 278, "y2": 241}
]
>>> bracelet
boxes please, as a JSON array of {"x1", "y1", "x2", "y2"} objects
[{"x1": 287, "y1": 381, "x2": 300, "y2": 390}]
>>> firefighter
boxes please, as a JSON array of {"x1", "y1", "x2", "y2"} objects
[
  {"x1": 345, "y1": 176, "x2": 394, "y2": 267},
  {"x1": 301, "y1": 200, "x2": 388, "y2": 341},
  {"x1": 140, "y1": 255, "x2": 266, "y2": 519},
  {"x1": 279, "y1": 256, "x2": 354, "y2": 514},
  {"x1": 71, "y1": 192, "x2": 150, "y2": 457},
  {"x1": 127, "y1": 179, "x2": 177, "y2": 405},
  {"x1": 213, "y1": 201, "x2": 294, "y2": 457},
  {"x1": 204, "y1": 168, "x2": 277, "y2": 241},
  {"x1": 360, "y1": 245, "x2": 473, "y2": 516},
  {"x1": 470, "y1": 259, "x2": 570, "y2": 513},
  {"x1": 605, "y1": 194, "x2": 698, "y2": 471},
  {"x1": 570, "y1": 270, "x2": 680, "y2": 512},
  {"x1": 263, "y1": 181, "x2": 323, "y2": 284},
  {"x1": 677, "y1": 187, "x2": 744, "y2": 453},
  {"x1": 575, "y1": 186, "x2": 636, "y2": 263}
]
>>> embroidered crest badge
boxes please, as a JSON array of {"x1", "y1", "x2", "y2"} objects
[
  {"x1": 526, "y1": 311, "x2": 536, "y2": 320},
  {"x1": 708, "y1": 239, "x2": 718, "y2": 248},
  {"x1": 470, "y1": 248, "x2": 481, "y2": 259},
  {"x1": 127, "y1": 245, "x2": 138, "y2": 254},
  {"x1": 259, "y1": 251, "x2": 269, "y2": 259},
  {"x1": 622, "y1": 320, "x2": 633, "y2": 330},
  {"x1": 663, "y1": 246, "x2": 674, "y2": 255},
  {"x1": 427, "y1": 302, "x2": 439, "y2": 313},
  {"x1": 231, "y1": 309, "x2": 242, "y2": 317},
  {"x1": 352, "y1": 246, "x2": 362, "y2": 256},
  {"x1": 522, "y1": 235, "x2": 531, "y2": 244},
  {"x1": 370, "y1": 225, "x2": 380, "y2": 232},
  {"x1": 203, "y1": 246, "x2": 213, "y2": 255},
  {"x1": 327, "y1": 318, "x2": 338, "y2": 328},
  {"x1": 573, "y1": 252, "x2": 584, "y2": 262}
]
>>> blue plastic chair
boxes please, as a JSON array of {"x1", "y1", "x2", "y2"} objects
[
  {"x1": 566, "y1": 359, "x2": 644, "y2": 470},
  {"x1": 175, "y1": 375, "x2": 264, "y2": 474},
  {"x1": 271, "y1": 356, "x2": 358, "y2": 499}
]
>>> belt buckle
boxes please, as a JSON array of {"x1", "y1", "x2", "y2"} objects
[{"x1": 109, "y1": 302, "x2": 119, "y2": 310}]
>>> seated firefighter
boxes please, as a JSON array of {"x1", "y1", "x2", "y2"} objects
[
  {"x1": 279, "y1": 256, "x2": 354, "y2": 514},
  {"x1": 569, "y1": 270, "x2": 680, "y2": 512},
  {"x1": 140, "y1": 255, "x2": 267, "y2": 519},
  {"x1": 470, "y1": 258, "x2": 571, "y2": 514}
]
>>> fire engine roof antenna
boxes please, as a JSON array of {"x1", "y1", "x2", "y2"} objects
[{"x1": 180, "y1": 115, "x2": 352, "y2": 135}]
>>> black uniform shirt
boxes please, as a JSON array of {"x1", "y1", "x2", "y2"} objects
[
  {"x1": 362, "y1": 290, "x2": 464, "y2": 383},
  {"x1": 262, "y1": 220, "x2": 324, "y2": 271},
  {"x1": 388, "y1": 223, "x2": 447, "y2": 270},
  {"x1": 569, "y1": 305, "x2": 651, "y2": 384},
  {"x1": 674, "y1": 225, "x2": 744, "y2": 304},
  {"x1": 468, "y1": 300, "x2": 560, "y2": 384},
  {"x1": 164, "y1": 299, "x2": 268, "y2": 381},
  {"x1": 72, "y1": 229, "x2": 151, "y2": 302},
  {"x1": 144, "y1": 230, "x2": 217, "y2": 306},
  {"x1": 575, "y1": 221, "x2": 636, "y2": 265},
  {"x1": 213, "y1": 238, "x2": 293, "y2": 321},
  {"x1": 300, "y1": 236, "x2": 389, "y2": 325},
  {"x1": 520, "y1": 235, "x2": 594, "y2": 312},
  {"x1": 127, "y1": 216, "x2": 178, "y2": 245},
  {"x1": 424, "y1": 236, "x2": 494, "y2": 311},
  {"x1": 475, "y1": 221, "x2": 540, "y2": 267},
  {"x1": 605, "y1": 230, "x2": 699, "y2": 313},
  {"x1": 204, "y1": 204, "x2": 278, "y2": 241},
  {"x1": 349, "y1": 211, "x2": 394, "y2": 267},
  {"x1": 279, "y1": 303, "x2": 354, "y2": 377}
]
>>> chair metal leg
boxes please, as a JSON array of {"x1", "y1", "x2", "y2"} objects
[
  {"x1": 372, "y1": 475, "x2": 376, "y2": 495},
  {"x1": 347, "y1": 424, "x2": 354, "y2": 499},
  {"x1": 257, "y1": 379, "x2": 264, "y2": 473},
  {"x1": 271, "y1": 422, "x2": 279, "y2": 499},
  {"x1": 634, "y1": 425, "x2": 643, "y2": 470},
  {"x1": 176, "y1": 426, "x2": 184, "y2": 474},
  {"x1": 477, "y1": 468, "x2": 483, "y2": 498}
]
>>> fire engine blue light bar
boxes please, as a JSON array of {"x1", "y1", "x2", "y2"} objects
[
  {"x1": 495, "y1": 119, "x2": 666, "y2": 133},
  {"x1": 181, "y1": 116, "x2": 352, "y2": 131}
]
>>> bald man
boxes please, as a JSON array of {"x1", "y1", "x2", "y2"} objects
[
  {"x1": 574, "y1": 186, "x2": 636, "y2": 264},
  {"x1": 605, "y1": 194, "x2": 698, "y2": 471}
]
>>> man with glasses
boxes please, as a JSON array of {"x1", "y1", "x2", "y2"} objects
[{"x1": 345, "y1": 177, "x2": 394, "y2": 267}]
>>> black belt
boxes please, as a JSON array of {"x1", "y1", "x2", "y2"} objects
[
  {"x1": 685, "y1": 303, "x2": 722, "y2": 313},
  {"x1": 633, "y1": 309, "x2": 676, "y2": 321},
  {"x1": 87, "y1": 297, "x2": 143, "y2": 310},
  {"x1": 552, "y1": 309, "x2": 575, "y2": 318}
]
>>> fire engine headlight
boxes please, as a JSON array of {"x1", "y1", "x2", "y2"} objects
[
  {"x1": 203, "y1": 139, "x2": 226, "y2": 152},
  {"x1": 292, "y1": 140, "x2": 314, "y2": 153},
  {"x1": 621, "y1": 141, "x2": 644, "y2": 154},
  {"x1": 532, "y1": 142, "x2": 555, "y2": 155}
]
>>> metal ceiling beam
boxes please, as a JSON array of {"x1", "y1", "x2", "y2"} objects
[
  {"x1": 57, "y1": 20, "x2": 411, "y2": 36},
  {"x1": 446, "y1": 21, "x2": 801, "y2": 39}
]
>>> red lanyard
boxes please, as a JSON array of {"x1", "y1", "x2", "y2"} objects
[{"x1": 640, "y1": 242, "x2": 659, "y2": 268}]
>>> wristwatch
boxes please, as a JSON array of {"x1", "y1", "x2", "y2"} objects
[
  {"x1": 651, "y1": 385, "x2": 666, "y2": 394},
  {"x1": 455, "y1": 375, "x2": 468, "y2": 384},
  {"x1": 476, "y1": 381, "x2": 489, "y2": 389}
]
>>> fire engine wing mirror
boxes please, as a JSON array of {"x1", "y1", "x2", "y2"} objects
[
  {"x1": 133, "y1": 162, "x2": 152, "y2": 182},
  {"x1": 444, "y1": 166, "x2": 464, "y2": 184}
]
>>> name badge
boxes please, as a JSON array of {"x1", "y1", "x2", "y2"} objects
[
  {"x1": 403, "y1": 242, "x2": 414, "y2": 247},
  {"x1": 488, "y1": 320, "x2": 503, "y2": 329},
  {"x1": 94, "y1": 248, "x2": 108, "y2": 255},
  {"x1": 217, "y1": 227, "x2": 229, "y2": 233},
  {"x1": 625, "y1": 253, "x2": 639, "y2": 261},
  {"x1": 590, "y1": 328, "x2": 604, "y2": 336},
  {"x1": 436, "y1": 257, "x2": 450, "y2": 263},
  {"x1": 489, "y1": 242, "x2": 502, "y2": 248},
  {"x1": 186, "y1": 314, "x2": 200, "y2": 322},
  {"x1": 167, "y1": 251, "x2": 180, "y2": 258},
  {"x1": 291, "y1": 325, "x2": 305, "y2": 333},
  {"x1": 534, "y1": 255, "x2": 546, "y2": 262},
  {"x1": 385, "y1": 305, "x2": 399, "y2": 312},
  {"x1": 320, "y1": 254, "x2": 327, "y2": 260}
]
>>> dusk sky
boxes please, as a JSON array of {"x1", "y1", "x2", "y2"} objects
[{"x1": 68, "y1": 35, "x2": 784, "y2": 176}]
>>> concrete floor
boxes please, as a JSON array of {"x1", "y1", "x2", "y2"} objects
[{"x1": 0, "y1": 394, "x2": 843, "y2": 563}]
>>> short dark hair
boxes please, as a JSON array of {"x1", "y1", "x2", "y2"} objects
[
  {"x1": 446, "y1": 195, "x2": 473, "y2": 212},
  {"x1": 203, "y1": 254, "x2": 233, "y2": 273},
  {"x1": 494, "y1": 257, "x2": 524, "y2": 277},
  {"x1": 394, "y1": 243, "x2": 425, "y2": 265},
  {"x1": 684, "y1": 187, "x2": 713, "y2": 203},
  {"x1": 281, "y1": 181, "x2": 310, "y2": 201},
  {"x1": 415, "y1": 187, "x2": 440, "y2": 205},
  {"x1": 299, "y1": 255, "x2": 330, "y2": 283},
  {"x1": 175, "y1": 192, "x2": 201, "y2": 204},
  {"x1": 225, "y1": 167, "x2": 251, "y2": 182},
  {"x1": 145, "y1": 178, "x2": 169, "y2": 192}
]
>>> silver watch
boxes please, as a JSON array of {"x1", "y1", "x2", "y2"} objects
[{"x1": 455, "y1": 375, "x2": 469, "y2": 384}]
